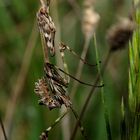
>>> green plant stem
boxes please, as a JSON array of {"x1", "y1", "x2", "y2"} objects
[
  {"x1": 70, "y1": 49, "x2": 112, "y2": 140},
  {"x1": 93, "y1": 33, "x2": 103, "y2": 90},
  {"x1": 93, "y1": 33, "x2": 112, "y2": 140}
]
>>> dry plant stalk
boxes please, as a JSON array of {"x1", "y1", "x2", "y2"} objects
[
  {"x1": 0, "y1": 22, "x2": 38, "y2": 140},
  {"x1": 51, "y1": 1, "x2": 71, "y2": 139}
]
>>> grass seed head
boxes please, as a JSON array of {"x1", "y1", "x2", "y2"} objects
[
  {"x1": 107, "y1": 17, "x2": 136, "y2": 51},
  {"x1": 82, "y1": 7, "x2": 100, "y2": 39}
]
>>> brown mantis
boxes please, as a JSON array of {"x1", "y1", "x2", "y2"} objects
[{"x1": 35, "y1": 0, "x2": 103, "y2": 139}]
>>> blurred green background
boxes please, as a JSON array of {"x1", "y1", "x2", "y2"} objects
[{"x1": 0, "y1": 0, "x2": 134, "y2": 140}]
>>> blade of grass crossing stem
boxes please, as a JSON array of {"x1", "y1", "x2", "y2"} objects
[{"x1": 93, "y1": 34, "x2": 112, "y2": 140}]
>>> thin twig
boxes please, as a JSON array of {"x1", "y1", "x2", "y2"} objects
[
  {"x1": 70, "y1": 50, "x2": 112, "y2": 140},
  {"x1": 0, "y1": 116, "x2": 7, "y2": 140},
  {"x1": 3, "y1": 21, "x2": 38, "y2": 139}
]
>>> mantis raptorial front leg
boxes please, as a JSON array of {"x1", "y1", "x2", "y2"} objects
[
  {"x1": 59, "y1": 43, "x2": 70, "y2": 84},
  {"x1": 59, "y1": 42, "x2": 100, "y2": 67}
]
